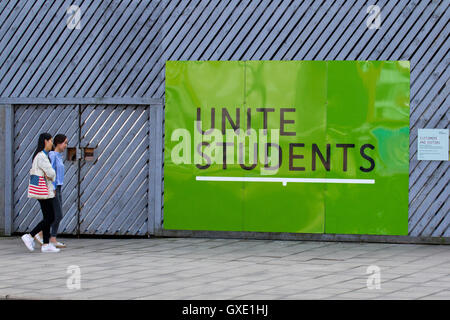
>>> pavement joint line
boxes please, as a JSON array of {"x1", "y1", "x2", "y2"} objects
[
  {"x1": 293, "y1": 287, "x2": 357, "y2": 296},
  {"x1": 402, "y1": 287, "x2": 449, "y2": 297}
]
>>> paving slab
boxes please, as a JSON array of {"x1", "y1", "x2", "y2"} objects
[{"x1": 0, "y1": 236, "x2": 448, "y2": 300}]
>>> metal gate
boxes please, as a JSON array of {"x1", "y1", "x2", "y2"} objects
[{"x1": 13, "y1": 104, "x2": 151, "y2": 236}]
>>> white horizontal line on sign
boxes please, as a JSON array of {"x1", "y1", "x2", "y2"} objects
[{"x1": 196, "y1": 176, "x2": 375, "y2": 186}]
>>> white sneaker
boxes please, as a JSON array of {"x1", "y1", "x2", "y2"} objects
[
  {"x1": 21, "y1": 234, "x2": 35, "y2": 252},
  {"x1": 41, "y1": 243, "x2": 60, "y2": 253},
  {"x1": 34, "y1": 234, "x2": 43, "y2": 246},
  {"x1": 52, "y1": 241, "x2": 66, "y2": 248}
]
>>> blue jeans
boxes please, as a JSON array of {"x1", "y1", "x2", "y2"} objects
[{"x1": 50, "y1": 185, "x2": 63, "y2": 237}]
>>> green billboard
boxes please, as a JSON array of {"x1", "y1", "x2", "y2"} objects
[{"x1": 164, "y1": 61, "x2": 410, "y2": 235}]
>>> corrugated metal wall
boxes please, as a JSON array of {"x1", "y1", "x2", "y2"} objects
[
  {"x1": 78, "y1": 104, "x2": 150, "y2": 235},
  {"x1": 12, "y1": 104, "x2": 150, "y2": 235},
  {"x1": 0, "y1": 0, "x2": 163, "y2": 98},
  {"x1": 13, "y1": 105, "x2": 79, "y2": 234},
  {"x1": 0, "y1": 0, "x2": 448, "y2": 238}
]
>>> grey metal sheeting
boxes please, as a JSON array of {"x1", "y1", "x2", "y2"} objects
[{"x1": 0, "y1": 0, "x2": 448, "y2": 239}]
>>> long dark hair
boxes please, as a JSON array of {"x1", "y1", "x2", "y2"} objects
[
  {"x1": 52, "y1": 134, "x2": 67, "y2": 151},
  {"x1": 33, "y1": 133, "x2": 52, "y2": 161}
]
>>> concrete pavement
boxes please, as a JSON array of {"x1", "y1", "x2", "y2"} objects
[{"x1": 0, "y1": 236, "x2": 449, "y2": 300}]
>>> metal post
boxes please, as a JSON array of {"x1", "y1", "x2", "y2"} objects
[
  {"x1": 4, "y1": 105, "x2": 14, "y2": 235},
  {"x1": 149, "y1": 104, "x2": 163, "y2": 236},
  {"x1": 77, "y1": 104, "x2": 81, "y2": 237}
]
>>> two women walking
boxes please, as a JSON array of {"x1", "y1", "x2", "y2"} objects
[{"x1": 21, "y1": 132, "x2": 67, "y2": 253}]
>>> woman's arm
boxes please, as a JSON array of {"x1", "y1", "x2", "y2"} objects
[
  {"x1": 37, "y1": 153, "x2": 56, "y2": 181},
  {"x1": 49, "y1": 152, "x2": 58, "y2": 187}
]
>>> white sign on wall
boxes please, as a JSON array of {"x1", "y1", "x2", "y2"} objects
[{"x1": 417, "y1": 129, "x2": 449, "y2": 161}]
